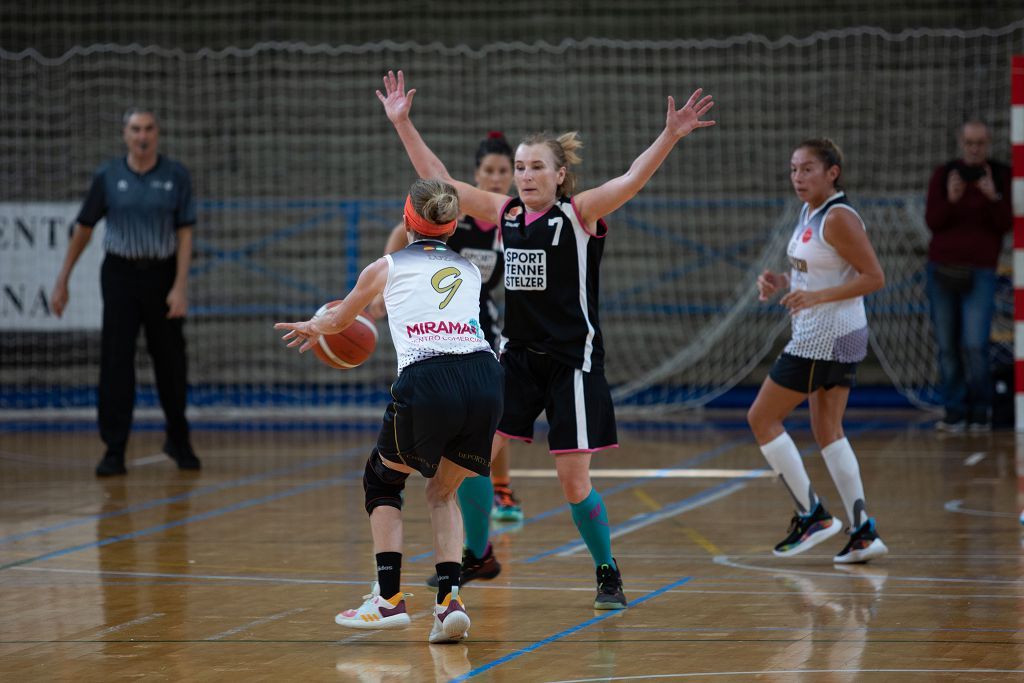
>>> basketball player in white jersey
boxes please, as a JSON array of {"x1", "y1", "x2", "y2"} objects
[
  {"x1": 275, "y1": 179, "x2": 504, "y2": 643},
  {"x1": 372, "y1": 133, "x2": 523, "y2": 596},
  {"x1": 377, "y1": 69, "x2": 715, "y2": 608},
  {"x1": 748, "y1": 139, "x2": 888, "y2": 563}
]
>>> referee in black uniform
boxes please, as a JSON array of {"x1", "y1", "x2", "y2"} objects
[{"x1": 51, "y1": 107, "x2": 200, "y2": 476}]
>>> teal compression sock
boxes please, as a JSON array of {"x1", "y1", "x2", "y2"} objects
[
  {"x1": 457, "y1": 475, "x2": 493, "y2": 557},
  {"x1": 570, "y1": 488, "x2": 614, "y2": 569}
]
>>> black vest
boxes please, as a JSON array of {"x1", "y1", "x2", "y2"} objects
[{"x1": 500, "y1": 196, "x2": 606, "y2": 372}]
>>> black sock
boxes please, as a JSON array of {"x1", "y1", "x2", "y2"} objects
[
  {"x1": 375, "y1": 552, "x2": 402, "y2": 599},
  {"x1": 435, "y1": 561, "x2": 461, "y2": 604}
]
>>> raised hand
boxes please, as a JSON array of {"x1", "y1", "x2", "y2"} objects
[
  {"x1": 375, "y1": 70, "x2": 417, "y2": 125},
  {"x1": 975, "y1": 164, "x2": 1000, "y2": 201},
  {"x1": 946, "y1": 169, "x2": 965, "y2": 203},
  {"x1": 665, "y1": 88, "x2": 716, "y2": 139}
]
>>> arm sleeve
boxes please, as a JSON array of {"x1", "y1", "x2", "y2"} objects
[
  {"x1": 175, "y1": 165, "x2": 197, "y2": 228},
  {"x1": 75, "y1": 169, "x2": 107, "y2": 227}
]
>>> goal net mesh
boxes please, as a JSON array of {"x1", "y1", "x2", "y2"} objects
[{"x1": 2, "y1": 19, "x2": 1021, "y2": 415}]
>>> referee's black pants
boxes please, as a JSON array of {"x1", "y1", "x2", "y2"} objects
[{"x1": 99, "y1": 254, "x2": 190, "y2": 456}]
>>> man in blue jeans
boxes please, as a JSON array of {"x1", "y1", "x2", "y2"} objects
[{"x1": 924, "y1": 120, "x2": 1012, "y2": 432}]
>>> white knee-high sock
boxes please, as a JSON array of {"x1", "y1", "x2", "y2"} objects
[
  {"x1": 821, "y1": 437, "x2": 867, "y2": 530},
  {"x1": 759, "y1": 432, "x2": 816, "y2": 514}
]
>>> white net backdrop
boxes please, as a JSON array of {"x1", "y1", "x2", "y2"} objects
[{"x1": 1, "y1": 19, "x2": 1022, "y2": 414}]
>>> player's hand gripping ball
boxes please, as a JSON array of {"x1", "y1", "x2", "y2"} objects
[{"x1": 311, "y1": 300, "x2": 378, "y2": 369}]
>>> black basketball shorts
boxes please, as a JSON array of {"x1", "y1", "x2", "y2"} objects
[
  {"x1": 377, "y1": 351, "x2": 504, "y2": 477},
  {"x1": 768, "y1": 352, "x2": 858, "y2": 393},
  {"x1": 497, "y1": 346, "x2": 618, "y2": 453}
]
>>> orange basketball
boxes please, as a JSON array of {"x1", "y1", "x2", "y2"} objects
[{"x1": 310, "y1": 300, "x2": 378, "y2": 370}]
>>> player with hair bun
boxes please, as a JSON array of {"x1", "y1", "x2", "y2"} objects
[
  {"x1": 275, "y1": 178, "x2": 504, "y2": 643},
  {"x1": 372, "y1": 131, "x2": 521, "y2": 591},
  {"x1": 377, "y1": 69, "x2": 715, "y2": 609}
]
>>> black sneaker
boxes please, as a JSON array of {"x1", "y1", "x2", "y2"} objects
[
  {"x1": 426, "y1": 543, "x2": 502, "y2": 588},
  {"x1": 164, "y1": 439, "x2": 201, "y2": 470},
  {"x1": 95, "y1": 451, "x2": 127, "y2": 477},
  {"x1": 594, "y1": 559, "x2": 627, "y2": 610},
  {"x1": 772, "y1": 502, "x2": 842, "y2": 557},
  {"x1": 833, "y1": 518, "x2": 889, "y2": 564}
]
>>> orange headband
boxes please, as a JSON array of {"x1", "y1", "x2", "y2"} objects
[{"x1": 403, "y1": 195, "x2": 456, "y2": 237}]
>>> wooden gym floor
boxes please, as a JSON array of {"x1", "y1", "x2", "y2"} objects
[{"x1": 1, "y1": 409, "x2": 1022, "y2": 682}]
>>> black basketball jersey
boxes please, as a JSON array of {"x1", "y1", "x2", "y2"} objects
[
  {"x1": 500, "y1": 195, "x2": 607, "y2": 372},
  {"x1": 447, "y1": 216, "x2": 503, "y2": 298}
]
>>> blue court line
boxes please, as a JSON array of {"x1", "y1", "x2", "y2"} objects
[
  {"x1": 2, "y1": 478, "x2": 342, "y2": 570},
  {"x1": 516, "y1": 422, "x2": 882, "y2": 565},
  {"x1": 522, "y1": 473, "x2": 763, "y2": 563},
  {"x1": 0, "y1": 467, "x2": 365, "y2": 571},
  {"x1": 613, "y1": 625, "x2": 1024, "y2": 634},
  {"x1": 0, "y1": 446, "x2": 366, "y2": 547},
  {"x1": 451, "y1": 576, "x2": 692, "y2": 682},
  {"x1": 406, "y1": 438, "x2": 748, "y2": 563}
]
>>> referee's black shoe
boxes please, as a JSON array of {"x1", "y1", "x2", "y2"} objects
[
  {"x1": 95, "y1": 451, "x2": 127, "y2": 477},
  {"x1": 164, "y1": 439, "x2": 201, "y2": 470}
]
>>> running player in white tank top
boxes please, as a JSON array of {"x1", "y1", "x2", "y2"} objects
[
  {"x1": 275, "y1": 179, "x2": 504, "y2": 643},
  {"x1": 748, "y1": 139, "x2": 889, "y2": 564}
]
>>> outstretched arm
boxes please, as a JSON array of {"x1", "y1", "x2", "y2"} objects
[
  {"x1": 574, "y1": 89, "x2": 715, "y2": 226},
  {"x1": 274, "y1": 257, "x2": 389, "y2": 353},
  {"x1": 377, "y1": 70, "x2": 507, "y2": 224}
]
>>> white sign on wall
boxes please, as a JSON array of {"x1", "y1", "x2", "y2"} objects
[{"x1": 0, "y1": 202, "x2": 105, "y2": 331}]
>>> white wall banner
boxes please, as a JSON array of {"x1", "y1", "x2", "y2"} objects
[{"x1": 0, "y1": 202, "x2": 105, "y2": 331}]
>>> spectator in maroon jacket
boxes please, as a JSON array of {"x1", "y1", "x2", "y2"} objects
[{"x1": 925, "y1": 120, "x2": 1012, "y2": 432}]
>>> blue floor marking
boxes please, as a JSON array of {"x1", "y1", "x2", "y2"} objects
[
  {"x1": 522, "y1": 473, "x2": 763, "y2": 564},
  {"x1": 451, "y1": 576, "x2": 693, "y2": 682},
  {"x1": 516, "y1": 421, "x2": 881, "y2": 566},
  {"x1": 0, "y1": 446, "x2": 367, "y2": 546},
  {"x1": 406, "y1": 438, "x2": 748, "y2": 563},
  {"x1": 0, "y1": 462, "x2": 369, "y2": 571}
]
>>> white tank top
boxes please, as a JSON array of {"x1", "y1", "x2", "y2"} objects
[
  {"x1": 384, "y1": 239, "x2": 494, "y2": 374},
  {"x1": 784, "y1": 192, "x2": 869, "y2": 362}
]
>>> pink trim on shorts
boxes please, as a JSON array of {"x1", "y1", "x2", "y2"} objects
[
  {"x1": 496, "y1": 429, "x2": 533, "y2": 444},
  {"x1": 550, "y1": 443, "x2": 620, "y2": 455}
]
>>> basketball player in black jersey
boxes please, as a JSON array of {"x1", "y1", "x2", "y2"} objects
[{"x1": 378, "y1": 69, "x2": 715, "y2": 609}]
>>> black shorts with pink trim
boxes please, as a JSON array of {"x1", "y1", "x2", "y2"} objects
[
  {"x1": 497, "y1": 345, "x2": 618, "y2": 453},
  {"x1": 377, "y1": 351, "x2": 504, "y2": 477}
]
